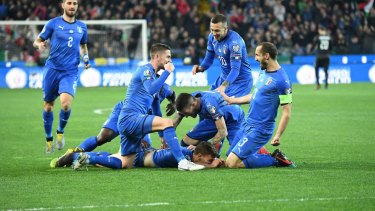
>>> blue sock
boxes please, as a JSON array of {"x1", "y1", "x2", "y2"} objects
[
  {"x1": 43, "y1": 110, "x2": 53, "y2": 138},
  {"x1": 243, "y1": 154, "x2": 278, "y2": 169},
  {"x1": 78, "y1": 136, "x2": 98, "y2": 151},
  {"x1": 163, "y1": 127, "x2": 185, "y2": 162},
  {"x1": 58, "y1": 109, "x2": 71, "y2": 132},
  {"x1": 90, "y1": 154, "x2": 122, "y2": 169},
  {"x1": 73, "y1": 152, "x2": 122, "y2": 169}
]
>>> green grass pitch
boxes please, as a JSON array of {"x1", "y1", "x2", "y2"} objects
[{"x1": 0, "y1": 83, "x2": 375, "y2": 210}]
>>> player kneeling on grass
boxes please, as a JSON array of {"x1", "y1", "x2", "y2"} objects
[{"x1": 50, "y1": 142, "x2": 224, "y2": 169}]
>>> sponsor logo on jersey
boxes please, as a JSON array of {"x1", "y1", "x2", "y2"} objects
[{"x1": 58, "y1": 25, "x2": 64, "y2": 30}]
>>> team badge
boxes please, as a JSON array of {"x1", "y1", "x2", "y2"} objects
[
  {"x1": 232, "y1": 44, "x2": 240, "y2": 52},
  {"x1": 266, "y1": 78, "x2": 272, "y2": 85},
  {"x1": 144, "y1": 69, "x2": 151, "y2": 76},
  {"x1": 208, "y1": 105, "x2": 216, "y2": 115},
  {"x1": 223, "y1": 45, "x2": 227, "y2": 54},
  {"x1": 77, "y1": 26, "x2": 82, "y2": 33}
]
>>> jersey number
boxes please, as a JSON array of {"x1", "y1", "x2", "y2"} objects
[
  {"x1": 218, "y1": 56, "x2": 227, "y2": 66},
  {"x1": 320, "y1": 40, "x2": 329, "y2": 50},
  {"x1": 68, "y1": 37, "x2": 73, "y2": 47}
]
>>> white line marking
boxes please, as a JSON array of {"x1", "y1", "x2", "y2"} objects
[
  {"x1": 93, "y1": 108, "x2": 112, "y2": 115},
  {"x1": 5, "y1": 196, "x2": 375, "y2": 210}
]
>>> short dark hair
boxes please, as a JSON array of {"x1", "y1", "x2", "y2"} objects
[
  {"x1": 175, "y1": 93, "x2": 193, "y2": 112},
  {"x1": 194, "y1": 142, "x2": 218, "y2": 158},
  {"x1": 150, "y1": 43, "x2": 171, "y2": 58},
  {"x1": 258, "y1": 42, "x2": 278, "y2": 60},
  {"x1": 211, "y1": 14, "x2": 227, "y2": 25}
]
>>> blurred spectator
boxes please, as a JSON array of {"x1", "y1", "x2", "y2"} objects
[{"x1": 1, "y1": 0, "x2": 375, "y2": 64}]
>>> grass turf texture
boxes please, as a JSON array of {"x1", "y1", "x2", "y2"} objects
[{"x1": 0, "y1": 84, "x2": 374, "y2": 210}]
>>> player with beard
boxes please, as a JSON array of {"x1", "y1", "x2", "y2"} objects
[
  {"x1": 33, "y1": 0, "x2": 90, "y2": 153},
  {"x1": 221, "y1": 42, "x2": 296, "y2": 169},
  {"x1": 73, "y1": 43, "x2": 204, "y2": 171},
  {"x1": 192, "y1": 14, "x2": 253, "y2": 98}
]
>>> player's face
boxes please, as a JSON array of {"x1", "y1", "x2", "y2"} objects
[
  {"x1": 62, "y1": 0, "x2": 78, "y2": 18},
  {"x1": 194, "y1": 154, "x2": 215, "y2": 164},
  {"x1": 255, "y1": 46, "x2": 268, "y2": 70},
  {"x1": 210, "y1": 22, "x2": 228, "y2": 41},
  {"x1": 180, "y1": 100, "x2": 199, "y2": 118},
  {"x1": 156, "y1": 50, "x2": 172, "y2": 70}
]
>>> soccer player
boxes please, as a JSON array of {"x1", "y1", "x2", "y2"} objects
[
  {"x1": 192, "y1": 14, "x2": 253, "y2": 97},
  {"x1": 33, "y1": 0, "x2": 90, "y2": 153},
  {"x1": 71, "y1": 83, "x2": 176, "y2": 152},
  {"x1": 103, "y1": 43, "x2": 203, "y2": 171},
  {"x1": 173, "y1": 91, "x2": 244, "y2": 156},
  {"x1": 313, "y1": 26, "x2": 331, "y2": 90},
  {"x1": 51, "y1": 142, "x2": 224, "y2": 169},
  {"x1": 222, "y1": 42, "x2": 295, "y2": 169}
]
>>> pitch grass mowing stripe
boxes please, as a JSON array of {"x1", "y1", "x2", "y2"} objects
[{"x1": 7, "y1": 196, "x2": 375, "y2": 210}]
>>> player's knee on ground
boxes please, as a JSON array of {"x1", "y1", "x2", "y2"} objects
[{"x1": 226, "y1": 153, "x2": 244, "y2": 168}]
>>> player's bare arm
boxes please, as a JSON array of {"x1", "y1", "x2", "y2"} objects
[
  {"x1": 33, "y1": 37, "x2": 47, "y2": 51},
  {"x1": 172, "y1": 112, "x2": 184, "y2": 128},
  {"x1": 271, "y1": 103, "x2": 292, "y2": 146},
  {"x1": 80, "y1": 44, "x2": 90, "y2": 69},
  {"x1": 210, "y1": 117, "x2": 228, "y2": 145},
  {"x1": 221, "y1": 91, "x2": 252, "y2": 105}
]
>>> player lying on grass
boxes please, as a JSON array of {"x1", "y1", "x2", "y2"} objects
[
  {"x1": 61, "y1": 83, "x2": 176, "y2": 155},
  {"x1": 50, "y1": 142, "x2": 224, "y2": 169}
]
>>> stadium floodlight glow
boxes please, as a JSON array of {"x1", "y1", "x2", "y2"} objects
[{"x1": 0, "y1": 20, "x2": 148, "y2": 62}]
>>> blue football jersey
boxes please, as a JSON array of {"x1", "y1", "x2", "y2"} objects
[
  {"x1": 206, "y1": 30, "x2": 252, "y2": 82},
  {"x1": 152, "y1": 148, "x2": 193, "y2": 168},
  {"x1": 39, "y1": 16, "x2": 88, "y2": 71},
  {"x1": 120, "y1": 63, "x2": 168, "y2": 115},
  {"x1": 192, "y1": 91, "x2": 227, "y2": 121},
  {"x1": 246, "y1": 68, "x2": 292, "y2": 131}
]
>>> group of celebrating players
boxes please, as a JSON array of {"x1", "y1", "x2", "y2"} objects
[{"x1": 36, "y1": 0, "x2": 295, "y2": 171}]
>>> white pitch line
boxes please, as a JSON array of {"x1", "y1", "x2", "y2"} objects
[
  {"x1": 93, "y1": 108, "x2": 112, "y2": 115},
  {"x1": 5, "y1": 196, "x2": 375, "y2": 211}
]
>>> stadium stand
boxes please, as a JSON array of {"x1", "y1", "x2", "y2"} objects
[{"x1": 0, "y1": 0, "x2": 374, "y2": 65}]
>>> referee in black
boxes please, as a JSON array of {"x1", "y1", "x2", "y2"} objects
[{"x1": 313, "y1": 26, "x2": 331, "y2": 89}]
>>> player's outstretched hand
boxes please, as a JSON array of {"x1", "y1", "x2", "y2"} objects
[
  {"x1": 271, "y1": 136, "x2": 280, "y2": 146},
  {"x1": 164, "y1": 62, "x2": 175, "y2": 73},
  {"x1": 166, "y1": 103, "x2": 176, "y2": 116},
  {"x1": 192, "y1": 65, "x2": 204, "y2": 75}
]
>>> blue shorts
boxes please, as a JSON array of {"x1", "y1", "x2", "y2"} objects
[
  {"x1": 186, "y1": 105, "x2": 244, "y2": 146},
  {"x1": 228, "y1": 126, "x2": 273, "y2": 159},
  {"x1": 118, "y1": 113, "x2": 154, "y2": 156},
  {"x1": 102, "y1": 101, "x2": 122, "y2": 135},
  {"x1": 42, "y1": 67, "x2": 78, "y2": 102},
  {"x1": 211, "y1": 77, "x2": 253, "y2": 98}
]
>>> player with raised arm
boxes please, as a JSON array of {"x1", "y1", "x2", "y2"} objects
[
  {"x1": 222, "y1": 42, "x2": 295, "y2": 169},
  {"x1": 33, "y1": 0, "x2": 90, "y2": 153},
  {"x1": 74, "y1": 43, "x2": 204, "y2": 171},
  {"x1": 65, "y1": 83, "x2": 176, "y2": 153},
  {"x1": 192, "y1": 14, "x2": 253, "y2": 97}
]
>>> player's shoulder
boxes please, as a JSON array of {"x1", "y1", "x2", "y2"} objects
[
  {"x1": 228, "y1": 30, "x2": 243, "y2": 40},
  {"x1": 75, "y1": 19, "x2": 88, "y2": 28}
]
